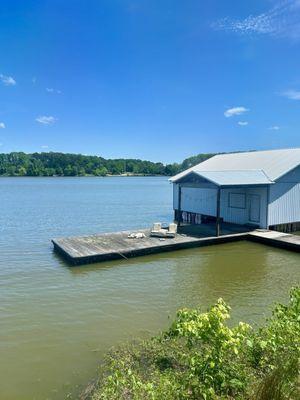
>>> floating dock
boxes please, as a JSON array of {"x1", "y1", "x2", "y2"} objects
[
  {"x1": 248, "y1": 230, "x2": 300, "y2": 252},
  {"x1": 52, "y1": 225, "x2": 300, "y2": 266}
]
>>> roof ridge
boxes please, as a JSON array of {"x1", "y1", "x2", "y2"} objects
[
  {"x1": 214, "y1": 148, "x2": 300, "y2": 157},
  {"x1": 194, "y1": 168, "x2": 269, "y2": 172}
]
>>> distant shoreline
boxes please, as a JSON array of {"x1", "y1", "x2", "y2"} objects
[
  {"x1": 0, "y1": 173, "x2": 169, "y2": 178},
  {"x1": 0, "y1": 151, "x2": 216, "y2": 178}
]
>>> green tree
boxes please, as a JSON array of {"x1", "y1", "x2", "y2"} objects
[
  {"x1": 0, "y1": 150, "x2": 221, "y2": 177},
  {"x1": 17, "y1": 166, "x2": 27, "y2": 176},
  {"x1": 95, "y1": 167, "x2": 108, "y2": 176}
]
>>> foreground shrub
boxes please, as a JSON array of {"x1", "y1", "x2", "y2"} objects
[{"x1": 89, "y1": 287, "x2": 300, "y2": 400}]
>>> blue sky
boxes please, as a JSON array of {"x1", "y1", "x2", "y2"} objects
[{"x1": 0, "y1": 0, "x2": 300, "y2": 163}]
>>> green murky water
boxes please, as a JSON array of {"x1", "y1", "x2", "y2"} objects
[{"x1": 0, "y1": 177, "x2": 299, "y2": 400}]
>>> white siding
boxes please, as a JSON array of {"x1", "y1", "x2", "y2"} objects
[
  {"x1": 173, "y1": 184, "x2": 179, "y2": 210},
  {"x1": 220, "y1": 188, "x2": 247, "y2": 225},
  {"x1": 173, "y1": 184, "x2": 217, "y2": 215},
  {"x1": 173, "y1": 183, "x2": 268, "y2": 228},
  {"x1": 182, "y1": 187, "x2": 217, "y2": 215},
  {"x1": 220, "y1": 187, "x2": 267, "y2": 227},
  {"x1": 268, "y1": 166, "x2": 300, "y2": 226}
]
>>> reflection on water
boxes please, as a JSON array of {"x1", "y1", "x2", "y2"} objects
[{"x1": 0, "y1": 177, "x2": 299, "y2": 400}]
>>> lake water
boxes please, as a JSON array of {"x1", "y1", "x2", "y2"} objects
[{"x1": 0, "y1": 177, "x2": 299, "y2": 400}]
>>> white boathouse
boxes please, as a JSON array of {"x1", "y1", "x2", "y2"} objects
[{"x1": 170, "y1": 148, "x2": 300, "y2": 235}]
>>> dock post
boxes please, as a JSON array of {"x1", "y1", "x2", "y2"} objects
[
  {"x1": 178, "y1": 184, "x2": 182, "y2": 227},
  {"x1": 216, "y1": 187, "x2": 221, "y2": 237}
]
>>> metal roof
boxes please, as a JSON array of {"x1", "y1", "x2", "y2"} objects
[
  {"x1": 170, "y1": 148, "x2": 300, "y2": 184},
  {"x1": 187, "y1": 170, "x2": 273, "y2": 186}
]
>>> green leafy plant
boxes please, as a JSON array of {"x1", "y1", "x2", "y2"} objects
[{"x1": 88, "y1": 287, "x2": 300, "y2": 400}]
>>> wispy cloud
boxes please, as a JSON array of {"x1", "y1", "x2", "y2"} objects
[
  {"x1": 46, "y1": 88, "x2": 61, "y2": 94},
  {"x1": 224, "y1": 106, "x2": 249, "y2": 118},
  {"x1": 269, "y1": 125, "x2": 280, "y2": 130},
  {"x1": 0, "y1": 122, "x2": 5, "y2": 129},
  {"x1": 41, "y1": 145, "x2": 49, "y2": 149},
  {"x1": 238, "y1": 121, "x2": 248, "y2": 126},
  {"x1": 213, "y1": 0, "x2": 300, "y2": 40},
  {"x1": 36, "y1": 116, "x2": 57, "y2": 125},
  {"x1": 281, "y1": 89, "x2": 300, "y2": 100},
  {"x1": 0, "y1": 74, "x2": 16, "y2": 86}
]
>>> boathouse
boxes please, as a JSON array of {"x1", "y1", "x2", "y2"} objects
[{"x1": 170, "y1": 148, "x2": 300, "y2": 234}]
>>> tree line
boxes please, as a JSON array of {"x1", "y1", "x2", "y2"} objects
[{"x1": 0, "y1": 151, "x2": 216, "y2": 177}]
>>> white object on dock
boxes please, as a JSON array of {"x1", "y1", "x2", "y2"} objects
[
  {"x1": 166, "y1": 223, "x2": 177, "y2": 238},
  {"x1": 127, "y1": 232, "x2": 146, "y2": 239},
  {"x1": 150, "y1": 222, "x2": 178, "y2": 238},
  {"x1": 150, "y1": 222, "x2": 166, "y2": 238},
  {"x1": 152, "y1": 222, "x2": 162, "y2": 231}
]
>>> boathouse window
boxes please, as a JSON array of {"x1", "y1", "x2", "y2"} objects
[{"x1": 228, "y1": 193, "x2": 246, "y2": 209}]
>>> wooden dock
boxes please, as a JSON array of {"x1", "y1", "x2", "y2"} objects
[
  {"x1": 248, "y1": 230, "x2": 300, "y2": 252},
  {"x1": 52, "y1": 227, "x2": 300, "y2": 266},
  {"x1": 52, "y1": 228, "x2": 248, "y2": 265}
]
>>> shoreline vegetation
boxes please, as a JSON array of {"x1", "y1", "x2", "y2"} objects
[
  {"x1": 80, "y1": 287, "x2": 299, "y2": 400},
  {"x1": 0, "y1": 151, "x2": 216, "y2": 177}
]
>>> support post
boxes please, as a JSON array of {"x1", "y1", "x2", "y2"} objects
[
  {"x1": 216, "y1": 187, "x2": 221, "y2": 237},
  {"x1": 177, "y1": 184, "x2": 182, "y2": 227}
]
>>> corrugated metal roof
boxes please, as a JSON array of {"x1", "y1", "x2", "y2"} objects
[
  {"x1": 170, "y1": 148, "x2": 300, "y2": 184},
  {"x1": 190, "y1": 170, "x2": 273, "y2": 186}
]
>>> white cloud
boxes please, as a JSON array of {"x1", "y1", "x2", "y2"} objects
[
  {"x1": 269, "y1": 125, "x2": 280, "y2": 130},
  {"x1": 36, "y1": 116, "x2": 57, "y2": 125},
  {"x1": 224, "y1": 106, "x2": 249, "y2": 118},
  {"x1": 213, "y1": 0, "x2": 300, "y2": 40},
  {"x1": 46, "y1": 88, "x2": 61, "y2": 94},
  {"x1": 282, "y1": 89, "x2": 300, "y2": 100},
  {"x1": 41, "y1": 145, "x2": 49, "y2": 149},
  {"x1": 238, "y1": 121, "x2": 248, "y2": 126},
  {"x1": 0, "y1": 74, "x2": 16, "y2": 86},
  {"x1": 214, "y1": 14, "x2": 274, "y2": 35},
  {"x1": 0, "y1": 122, "x2": 5, "y2": 129}
]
